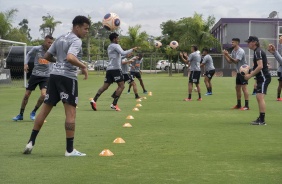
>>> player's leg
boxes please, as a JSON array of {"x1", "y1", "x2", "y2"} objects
[
  {"x1": 252, "y1": 79, "x2": 257, "y2": 95},
  {"x1": 12, "y1": 90, "x2": 32, "y2": 121},
  {"x1": 195, "y1": 72, "x2": 201, "y2": 100},
  {"x1": 111, "y1": 81, "x2": 125, "y2": 111},
  {"x1": 30, "y1": 80, "x2": 47, "y2": 120},
  {"x1": 131, "y1": 81, "x2": 140, "y2": 99},
  {"x1": 204, "y1": 76, "x2": 210, "y2": 95},
  {"x1": 233, "y1": 74, "x2": 242, "y2": 109},
  {"x1": 277, "y1": 73, "x2": 282, "y2": 101},
  {"x1": 184, "y1": 71, "x2": 193, "y2": 101},
  {"x1": 240, "y1": 74, "x2": 249, "y2": 110},
  {"x1": 128, "y1": 72, "x2": 134, "y2": 93}
]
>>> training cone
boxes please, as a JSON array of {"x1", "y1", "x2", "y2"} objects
[
  {"x1": 126, "y1": 115, "x2": 134, "y2": 119},
  {"x1": 113, "y1": 137, "x2": 125, "y2": 143},
  {"x1": 136, "y1": 104, "x2": 142, "y2": 107},
  {"x1": 89, "y1": 98, "x2": 93, "y2": 101},
  {"x1": 123, "y1": 123, "x2": 132, "y2": 127},
  {"x1": 148, "y1": 92, "x2": 152, "y2": 96},
  {"x1": 76, "y1": 106, "x2": 78, "y2": 108},
  {"x1": 136, "y1": 99, "x2": 142, "y2": 102},
  {"x1": 44, "y1": 119, "x2": 47, "y2": 123},
  {"x1": 142, "y1": 97, "x2": 147, "y2": 100},
  {"x1": 99, "y1": 149, "x2": 114, "y2": 156},
  {"x1": 133, "y1": 107, "x2": 139, "y2": 111}
]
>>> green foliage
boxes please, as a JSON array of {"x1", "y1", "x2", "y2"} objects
[
  {"x1": 19, "y1": 19, "x2": 32, "y2": 41},
  {"x1": 39, "y1": 13, "x2": 62, "y2": 37},
  {"x1": 0, "y1": 8, "x2": 18, "y2": 39},
  {"x1": 5, "y1": 28, "x2": 29, "y2": 43}
]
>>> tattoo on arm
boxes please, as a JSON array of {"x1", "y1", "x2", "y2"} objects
[{"x1": 65, "y1": 122, "x2": 75, "y2": 131}]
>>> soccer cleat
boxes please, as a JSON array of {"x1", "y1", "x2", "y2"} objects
[
  {"x1": 277, "y1": 98, "x2": 282, "y2": 101},
  {"x1": 90, "y1": 100, "x2": 97, "y2": 111},
  {"x1": 250, "y1": 118, "x2": 266, "y2": 125},
  {"x1": 143, "y1": 90, "x2": 148, "y2": 94},
  {"x1": 183, "y1": 98, "x2": 192, "y2": 101},
  {"x1": 127, "y1": 91, "x2": 130, "y2": 94},
  {"x1": 252, "y1": 93, "x2": 256, "y2": 95},
  {"x1": 30, "y1": 111, "x2": 36, "y2": 121},
  {"x1": 65, "y1": 149, "x2": 86, "y2": 157},
  {"x1": 197, "y1": 98, "x2": 202, "y2": 101},
  {"x1": 232, "y1": 105, "x2": 241, "y2": 109},
  {"x1": 12, "y1": 114, "x2": 23, "y2": 121},
  {"x1": 205, "y1": 92, "x2": 212, "y2": 96},
  {"x1": 135, "y1": 96, "x2": 141, "y2": 99},
  {"x1": 111, "y1": 104, "x2": 121, "y2": 111},
  {"x1": 23, "y1": 142, "x2": 33, "y2": 154},
  {"x1": 240, "y1": 106, "x2": 249, "y2": 111}
]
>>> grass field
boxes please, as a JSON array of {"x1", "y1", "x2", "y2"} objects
[{"x1": 1, "y1": 72, "x2": 282, "y2": 184}]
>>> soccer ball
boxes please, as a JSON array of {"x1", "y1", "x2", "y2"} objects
[
  {"x1": 170, "y1": 41, "x2": 178, "y2": 49},
  {"x1": 155, "y1": 41, "x2": 162, "y2": 48},
  {"x1": 239, "y1": 64, "x2": 250, "y2": 75},
  {"x1": 102, "y1": 13, "x2": 120, "y2": 31},
  {"x1": 194, "y1": 87, "x2": 198, "y2": 92}
]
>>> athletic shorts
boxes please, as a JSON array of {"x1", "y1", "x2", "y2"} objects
[
  {"x1": 204, "y1": 70, "x2": 215, "y2": 79},
  {"x1": 26, "y1": 75, "x2": 49, "y2": 91},
  {"x1": 104, "y1": 69, "x2": 124, "y2": 83},
  {"x1": 189, "y1": 71, "x2": 201, "y2": 84},
  {"x1": 44, "y1": 74, "x2": 78, "y2": 107},
  {"x1": 278, "y1": 72, "x2": 282, "y2": 81},
  {"x1": 130, "y1": 71, "x2": 141, "y2": 79},
  {"x1": 123, "y1": 73, "x2": 134, "y2": 84},
  {"x1": 256, "y1": 75, "x2": 271, "y2": 94},
  {"x1": 236, "y1": 73, "x2": 248, "y2": 85}
]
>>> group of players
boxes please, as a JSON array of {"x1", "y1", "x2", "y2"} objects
[{"x1": 11, "y1": 15, "x2": 282, "y2": 156}]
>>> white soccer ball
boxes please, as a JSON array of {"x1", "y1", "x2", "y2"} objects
[
  {"x1": 169, "y1": 41, "x2": 179, "y2": 49},
  {"x1": 154, "y1": 41, "x2": 162, "y2": 48},
  {"x1": 239, "y1": 64, "x2": 250, "y2": 76},
  {"x1": 102, "y1": 13, "x2": 121, "y2": 31}
]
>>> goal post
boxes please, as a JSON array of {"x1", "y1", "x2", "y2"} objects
[{"x1": 0, "y1": 39, "x2": 27, "y2": 87}]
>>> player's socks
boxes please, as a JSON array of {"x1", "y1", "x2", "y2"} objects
[
  {"x1": 277, "y1": 93, "x2": 280, "y2": 99},
  {"x1": 113, "y1": 96, "x2": 120, "y2": 105},
  {"x1": 188, "y1": 94, "x2": 192, "y2": 99},
  {"x1": 135, "y1": 93, "x2": 139, "y2": 98},
  {"x1": 20, "y1": 108, "x2": 25, "y2": 116},
  {"x1": 210, "y1": 87, "x2": 212, "y2": 93},
  {"x1": 94, "y1": 93, "x2": 100, "y2": 102},
  {"x1": 245, "y1": 100, "x2": 249, "y2": 108},
  {"x1": 237, "y1": 100, "x2": 241, "y2": 107},
  {"x1": 198, "y1": 93, "x2": 201, "y2": 99},
  {"x1": 28, "y1": 129, "x2": 39, "y2": 146},
  {"x1": 66, "y1": 137, "x2": 74, "y2": 153},
  {"x1": 111, "y1": 91, "x2": 116, "y2": 98},
  {"x1": 259, "y1": 112, "x2": 265, "y2": 122},
  {"x1": 252, "y1": 88, "x2": 257, "y2": 94},
  {"x1": 32, "y1": 106, "x2": 39, "y2": 113}
]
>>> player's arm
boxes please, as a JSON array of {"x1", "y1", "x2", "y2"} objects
[
  {"x1": 222, "y1": 50, "x2": 232, "y2": 64},
  {"x1": 116, "y1": 45, "x2": 138, "y2": 55},
  {"x1": 44, "y1": 52, "x2": 56, "y2": 63},
  {"x1": 24, "y1": 47, "x2": 37, "y2": 73},
  {"x1": 179, "y1": 52, "x2": 188, "y2": 63},
  {"x1": 269, "y1": 44, "x2": 282, "y2": 65}
]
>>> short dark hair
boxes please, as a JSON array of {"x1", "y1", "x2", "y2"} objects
[
  {"x1": 72, "y1": 15, "x2": 90, "y2": 27},
  {"x1": 202, "y1": 47, "x2": 209, "y2": 53},
  {"x1": 45, "y1": 35, "x2": 54, "y2": 40},
  {"x1": 232, "y1": 38, "x2": 240, "y2": 43},
  {"x1": 191, "y1": 45, "x2": 198, "y2": 51},
  {"x1": 109, "y1": 32, "x2": 119, "y2": 41}
]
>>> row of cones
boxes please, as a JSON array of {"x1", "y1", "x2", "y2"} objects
[{"x1": 99, "y1": 91, "x2": 152, "y2": 156}]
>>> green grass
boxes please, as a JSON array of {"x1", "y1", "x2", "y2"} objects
[{"x1": 1, "y1": 72, "x2": 282, "y2": 184}]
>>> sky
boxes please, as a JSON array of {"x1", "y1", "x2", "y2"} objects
[{"x1": 0, "y1": 0, "x2": 280, "y2": 40}]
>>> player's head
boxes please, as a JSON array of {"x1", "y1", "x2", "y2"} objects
[
  {"x1": 191, "y1": 45, "x2": 198, "y2": 52},
  {"x1": 202, "y1": 47, "x2": 209, "y2": 55},
  {"x1": 231, "y1": 38, "x2": 240, "y2": 48},
  {"x1": 44, "y1": 35, "x2": 54, "y2": 49},
  {"x1": 72, "y1": 15, "x2": 90, "y2": 38},
  {"x1": 245, "y1": 36, "x2": 260, "y2": 50},
  {"x1": 137, "y1": 53, "x2": 143, "y2": 60},
  {"x1": 109, "y1": 32, "x2": 119, "y2": 43}
]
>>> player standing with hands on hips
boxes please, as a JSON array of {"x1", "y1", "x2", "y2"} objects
[
  {"x1": 244, "y1": 36, "x2": 271, "y2": 125},
  {"x1": 23, "y1": 15, "x2": 90, "y2": 156}
]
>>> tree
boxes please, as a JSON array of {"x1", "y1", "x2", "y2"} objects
[
  {"x1": 39, "y1": 13, "x2": 62, "y2": 37},
  {"x1": 0, "y1": 8, "x2": 18, "y2": 39},
  {"x1": 5, "y1": 28, "x2": 29, "y2": 43},
  {"x1": 19, "y1": 19, "x2": 32, "y2": 41}
]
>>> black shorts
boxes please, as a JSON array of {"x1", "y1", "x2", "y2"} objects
[
  {"x1": 256, "y1": 75, "x2": 271, "y2": 94},
  {"x1": 189, "y1": 71, "x2": 201, "y2": 84},
  {"x1": 44, "y1": 74, "x2": 78, "y2": 107},
  {"x1": 278, "y1": 72, "x2": 282, "y2": 81},
  {"x1": 204, "y1": 70, "x2": 215, "y2": 79},
  {"x1": 26, "y1": 75, "x2": 49, "y2": 91},
  {"x1": 123, "y1": 73, "x2": 134, "y2": 84},
  {"x1": 130, "y1": 71, "x2": 141, "y2": 79},
  {"x1": 236, "y1": 73, "x2": 248, "y2": 85},
  {"x1": 105, "y1": 69, "x2": 124, "y2": 83}
]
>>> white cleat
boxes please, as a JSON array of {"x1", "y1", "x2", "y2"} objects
[
  {"x1": 23, "y1": 142, "x2": 33, "y2": 154},
  {"x1": 65, "y1": 149, "x2": 86, "y2": 157}
]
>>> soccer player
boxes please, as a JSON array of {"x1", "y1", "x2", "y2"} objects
[
  {"x1": 200, "y1": 48, "x2": 215, "y2": 95},
  {"x1": 128, "y1": 53, "x2": 148, "y2": 94},
  {"x1": 23, "y1": 16, "x2": 90, "y2": 156},
  {"x1": 244, "y1": 36, "x2": 271, "y2": 125},
  {"x1": 112, "y1": 53, "x2": 141, "y2": 99},
  {"x1": 12, "y1": 35, "x2": 54, "y2": 121},
  {"x1": 268, "y1": 43, "x2": 282, "y2": 101},
  {"x1": 90, "y1": 33, "x2": 138, "y2": 111},
  {"x1": 180, "y1": 45, "x2": 202, "y2": 101},
  {"x1": 223, "y1": 38, "x2": 249, "y2": 110}
]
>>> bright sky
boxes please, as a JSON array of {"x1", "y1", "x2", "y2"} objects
[{"x1": 0, "y1": 0, "x2": 279, "y2": 40}]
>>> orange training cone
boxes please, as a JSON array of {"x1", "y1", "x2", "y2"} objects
[
  {"x1": 133, "y1": 107, "x2": 139, "y2": 111},
  {"x1": 113, "y1": 137, "x2": 125, "y2": 143},
  {"x1": 126, "y1": 115, "x2": 134, "y2": 119},
  {"x1": 148, "y1": 92, "x2": 152, "y2": 96},
  {"x1": 99, "y1": 149, "x2": 114, "y2": 156},
  {"x1": 89, "y1": 98, "x2": 93, "y2": 101},
  {"x1": 142, "y1": 97, "x2": 147, "y2": 100},
  {"x1": 136, "y1": 99, "x2": 142, "y2": 102},
  {"x1": 136, "y1": 104, "x2": 142, "y2": 107},
  {"x1": 123, "y1": 123, "x2": 132, "y2": 127}
]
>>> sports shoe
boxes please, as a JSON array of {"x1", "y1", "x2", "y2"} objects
[
  {"x1": 143, "y1": 90, "x2": 148, "y2": 94},
  {"x1": 183, "y1": 98, "x2": 192, "y2": 101},
  {"x1": 90, "y1": 100, "x2": 97, "y2": 111},
  {"x1": 232, "y1": 105, "x2": 241, "y2": 109},
  {"x1": 197, "y1": 98, "x2": 202, "y2": 101},
  {"x1": 12, "y1": 114, "x2": 23, "y2": 121},
  {"x1": 250, "y1": 118, "x2": 266, "y2": 125},
  {"x1": 127, "y1": 91, "x2": 130, "y2": 94},
  {"x1": 23, "y1": 142, "x2": 33, "y2": 154},
  {"x1": 135, "y1": 96, "x2": 141, "y2": 99},
  {"x1": 277, "y1": 98, "x2": 282, "y2": 101},
  {"x1": 252, "y1": 93, "x2": 256, "y2": 95},
  {"x1": 65, "y1": 149, "x2": 86, "y2": 157},
  {"x1": 30, "y1": 111, "x2": 36, "y2": 121},
  {"x1": 240, "y1": 106, "x2": 249, "y2": 111},
  {"x1": 111, "y1": 104, "x2": 121, "y2": 111},
  {"x1": 205, "y1": 92, "x2": 212, "y2": 96}
]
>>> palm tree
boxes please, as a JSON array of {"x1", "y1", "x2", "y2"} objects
[
  {"x1": 39, "y1": 13, "x2": 62, "y2": 37},
  {"x1": 0, "y1": 8, "x2": 18, "y2": 39}
]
